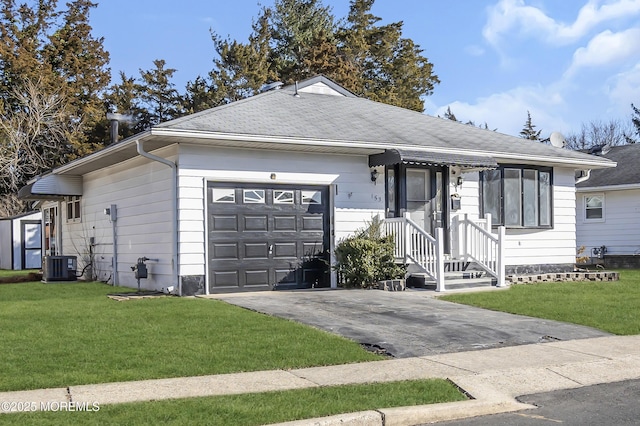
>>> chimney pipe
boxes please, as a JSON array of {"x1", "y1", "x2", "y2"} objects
[
  {"x1": 106, "y1": 112, "x2": 134, "y2": 145},
  {"x1": 109, "y1": 119, "x2": 119, "y2": 144}
]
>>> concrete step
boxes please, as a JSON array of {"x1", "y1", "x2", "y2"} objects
[
  {"x1": 444, "y1": 270, "x2": 487, "y2": 280},
  {"x1": 406, "y1": 273, "x2": 496, "y2": 290}
]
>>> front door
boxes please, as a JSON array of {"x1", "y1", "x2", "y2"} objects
[
  {"x1": 386, "y1": 165, "x2": 448, "y2": 250},
  {"x1": 405, "y1": 168, "x2": 444, "y2": 234},
  {"x1": 406, "y1": 169, "x2": 434, "y2": 233}
]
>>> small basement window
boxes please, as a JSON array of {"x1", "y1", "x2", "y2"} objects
[
  {"x1": 584, "y1": 194, "x2": 604, "y2": 221},
  {"x1": 66, "y1": 196, "x2": 81, "y2": 222}
]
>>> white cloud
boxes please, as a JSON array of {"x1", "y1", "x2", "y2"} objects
[
  {"x1": 565, "y1": 28, "x2": 640, "y2": 76},
  {"x1": 608, "y1": 62, "x2": 640, "y2": 113},
  {"x1": 428, "y1": 85, "x2": 570, "y2": 137},
  {"x1": 484, "y1": 0, "x2": 640, "y2": 47}
]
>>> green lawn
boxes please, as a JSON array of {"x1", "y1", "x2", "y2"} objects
[
  {"x1": 0, "y1": 282, "x2": 383, "y2": 392},
  {"x1": 440, "y1": 269, "x2": 640, "y2": 335},
  {"x1": 0, "y1": 380, "x2": 466, "y2": 425}
]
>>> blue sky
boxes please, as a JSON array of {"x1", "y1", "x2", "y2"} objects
[{"x1": 91, "y1": 0, "x2": 640, "y2": 138}]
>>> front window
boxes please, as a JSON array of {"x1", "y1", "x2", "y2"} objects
[
  {"x1": 481, "y1": 166, "x2": 553, "y2": 228},
  {"x1": 584, "y1": 194, "x2": 604, "y2": 221}
]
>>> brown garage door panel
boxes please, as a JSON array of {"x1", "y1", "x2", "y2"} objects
[{"x1": 208, "y1": 184, "x2": 330, "y2": 292}]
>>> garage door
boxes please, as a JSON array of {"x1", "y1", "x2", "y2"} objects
[{"x1": 207, "y1": 183, "x2": 330, "y2": 292}]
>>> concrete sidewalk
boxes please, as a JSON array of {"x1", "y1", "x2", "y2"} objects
[{"x1": 1, "y1": 335, "x2": 639, "y2": 425}]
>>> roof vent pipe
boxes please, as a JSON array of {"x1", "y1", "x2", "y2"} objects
[{"x1": 106, "y1": 113, "x2": 134, "y2": 145}]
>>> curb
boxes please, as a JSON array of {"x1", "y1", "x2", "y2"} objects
[
  {"x1": 268, "y1": 399, "x2": 535, "y2": 426},
  {"x1": 269, "y1": 378, "x2": 537, "y2": 426}
]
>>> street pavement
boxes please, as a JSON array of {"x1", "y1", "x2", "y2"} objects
[{"x1": 435, "y1": 379, "x2": 640, "y2": 426}]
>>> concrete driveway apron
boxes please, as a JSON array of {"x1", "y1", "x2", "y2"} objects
[{"x1": 211, "y1": 289, "x2": 611, "y2": 358}]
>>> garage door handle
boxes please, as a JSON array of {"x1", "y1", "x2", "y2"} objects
[{"x1": 269, "y1": 245, "x2": 273, "y2": 255}]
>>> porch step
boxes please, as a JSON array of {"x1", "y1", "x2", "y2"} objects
[{"x1": 406, "y1": 272, "x2": 496, "y2": 291}]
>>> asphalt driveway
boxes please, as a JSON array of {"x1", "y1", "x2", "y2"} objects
[{"x1": 211, "y1": 289, "x2": 611, "y2": 358}]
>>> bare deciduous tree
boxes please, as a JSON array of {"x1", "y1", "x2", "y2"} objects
[
  {"x1": 565, "y1": 119, "x2": 633, "y2": 151},
  {"x1": 0, "y1": 78, "x2": 76, "y2": 216}
]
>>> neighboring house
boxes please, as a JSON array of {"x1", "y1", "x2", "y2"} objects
[
  {"x1": 0, "y1": 211, "x2": 42, "y2": 270},
  {"x1": 576, "y1": 144, "x2": 640, "y2": 266},
  {"x1": 19, "y1": 76, "x2": 615, "y2": 295}
]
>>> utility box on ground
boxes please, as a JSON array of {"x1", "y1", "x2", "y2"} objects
[{"x1": 42, "y1": 255, "x2": 77, "y2": 282}]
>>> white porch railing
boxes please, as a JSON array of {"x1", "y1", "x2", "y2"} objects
[
  {"x1": 383, "y1": 213, "x2": 505, "y2": 290},
  {"x1": 454, "y1": 214, "x2": 506, "y2": 287},
  {"x1": 383, "y1": 214, "x2": 445, "y2": 291}
]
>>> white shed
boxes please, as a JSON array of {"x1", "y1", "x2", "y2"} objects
[{"x1": 0, "y1": 211, "x2": 42, "y2": 270}]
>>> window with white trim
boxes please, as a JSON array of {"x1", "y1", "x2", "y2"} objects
[
  {"x1": 584, "y1": 194, "x2": 604, "y2": 221},
  {"x1": 66, "y1": 196, "x2": 81, "y2": 222},
  {"x1": 480, "y1": 165, "x2": 553, "y2": 228}
]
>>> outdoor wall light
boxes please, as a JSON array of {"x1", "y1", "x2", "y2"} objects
[
  {"x1": 370, "y1": 169, "x2": 379, "y2": 183},
  {"x1": 456, "y1": 176, "x2": 464, "y2": 187}
]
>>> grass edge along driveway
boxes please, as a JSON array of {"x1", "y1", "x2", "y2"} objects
[{"x1": 439, "y1": 269, "x2": 640, "y2": 336}]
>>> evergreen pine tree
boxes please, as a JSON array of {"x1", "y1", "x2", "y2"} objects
[{"x1": 519, "y1": 110, "x2": 542, "y2": 141}]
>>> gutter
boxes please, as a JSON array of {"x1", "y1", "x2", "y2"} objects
[
  {"x1": 54, "y1": 130, "x2": 153, "y2": 175},
  {"x1": 577, "y1": 183, "x2": 640, "y2": 192},
  {"x1": 136, "y1": 140, "x2": 180, "y2": 295}
]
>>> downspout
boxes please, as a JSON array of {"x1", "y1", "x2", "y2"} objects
[
  {"x1": 575, "y1": 169, "x2": 591, "y2": 185},
  {"x1": 136, "y1": 140, "x2": 179, "y2": 294}
]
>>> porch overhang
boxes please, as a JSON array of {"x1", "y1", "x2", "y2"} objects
[
  {"x1": 18, "y1": 175, "x2": 83, "y2": 201},
  {"x1": 368, "y1": 148, "x2": 498, "y2": 169}
]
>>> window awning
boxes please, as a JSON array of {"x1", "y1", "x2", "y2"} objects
[
  {"x1": 369, "y1": 149, "x2": 498, "y2": 169},
  {"x1": 18, "y1": 175, "x2": 83, "y2": 200}
]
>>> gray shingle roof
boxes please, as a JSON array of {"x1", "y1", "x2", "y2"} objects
[
  {"x1": 576, "y1": 144, "x2": 640, "y2": 188},
  {"x1": 157, "y1": 78, "x2": 613, "y2": 168}
]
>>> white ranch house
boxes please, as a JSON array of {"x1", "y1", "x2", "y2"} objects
[{"x1": 19, "y1": 76, "x2": 615, "y2": 295}]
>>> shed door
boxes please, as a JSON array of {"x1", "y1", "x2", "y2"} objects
[
  {"x1": 207, "y1": 183, "x2": 329, "y2": 292},
  {"x1": 22, "y1": 221, "x2": 42, "y2": 269}
]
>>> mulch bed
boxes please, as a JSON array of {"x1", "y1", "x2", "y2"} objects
[{"x1": 0, "y1": 272, "x2": 43, "y2": 284}]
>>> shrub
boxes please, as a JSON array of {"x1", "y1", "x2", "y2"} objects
[{"x1": 334, "y1": 217, "x2": 406, "y2": 288}]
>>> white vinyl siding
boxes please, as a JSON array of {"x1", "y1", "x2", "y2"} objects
[
  {"x1": 64, "y1": 146, "x2": 176, "y2": 289},
  {"x1": 576, "y1": 188, "x2": 640, "y2": 255}
]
